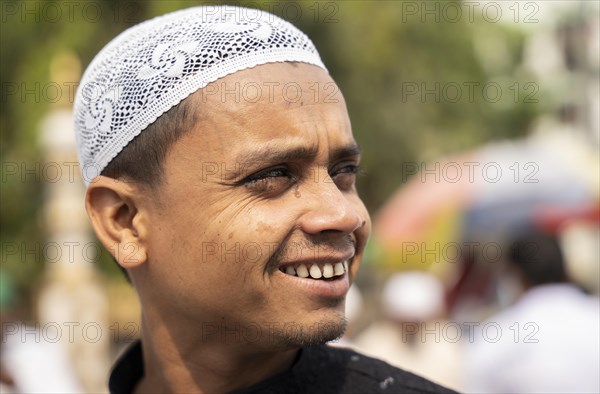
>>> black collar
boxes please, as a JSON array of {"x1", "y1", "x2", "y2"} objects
[
  {"x1": 108, "y1": 341, "x2": 144, "y2": 394},
  {"x1": 107, "y1": 339, "x2": 451, "y2": 394},
  {"x1": 108, "y1": 340, "x2": 309, "y2": 394}
]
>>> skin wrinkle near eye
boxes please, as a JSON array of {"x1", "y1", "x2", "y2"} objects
[{"x1": 232, "y1": 146, "x2": 319, "y2": 182}]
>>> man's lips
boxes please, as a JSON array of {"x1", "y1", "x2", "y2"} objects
[
  {"x1": 265, "y1": 236, "x2": 358, "y2": 275},
  {"x1": 274, "y1": 257, "x2": 353, "y2": 299}
]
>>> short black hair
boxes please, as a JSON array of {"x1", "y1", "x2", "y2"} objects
[
  {"x1": 508, "y1": 230, "x2": 568, "y2": 286},
  {"x1": 100, "y1": 93, "x2": 200, "y2": 279},
  {"x1": 101, "y1": 93, "x2": 200, "y2": 188}
]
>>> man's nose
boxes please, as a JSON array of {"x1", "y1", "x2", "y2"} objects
[{"x1": 297, "y1": 176, "x2": 364, "y2": 236}]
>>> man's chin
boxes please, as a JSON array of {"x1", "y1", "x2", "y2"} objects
[{"x1": 267, "y1": 315, "x2": 348, "y2": 349}]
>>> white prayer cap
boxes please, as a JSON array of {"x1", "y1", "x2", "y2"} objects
[
  {"x1": 73, "y1": 5, "x2": 327, "y2": 185},
  {"x1": 381, "y1": 271, "x2": 445, "y2": 322}
]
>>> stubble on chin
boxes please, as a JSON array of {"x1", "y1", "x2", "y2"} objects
[{"x1": 268, "y1": 313, "x2": 349, "y2": 349}]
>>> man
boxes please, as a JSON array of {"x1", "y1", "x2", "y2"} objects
[
  {"x1": 466, "y1": 230, "x2": 600, "y2": 393},
  {"x1": 352, "y1": 272, "x2": 463, "y2": 391},
  {"x1": 74, "y1": 5, "x2": 456, "y2": 393}
]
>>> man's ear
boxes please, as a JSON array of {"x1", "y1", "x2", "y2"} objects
[{"x1": 85, "y1": 176, "x2": 149, "y2": 271}]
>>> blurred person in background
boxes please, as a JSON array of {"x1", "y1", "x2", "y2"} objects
[
  {"x1": 0, "y1": 270, "x2": 84, "y2": 393},
  {"x1": 351, "y1": 271, "x2": 464, "y2": 391},
  {"x1": 466, "y1": 229, "x2": 600, "y2": 393}
]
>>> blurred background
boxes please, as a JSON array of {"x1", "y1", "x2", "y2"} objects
[{"x1": 1, "y1": 0, "x2": 598, "y2": 392}]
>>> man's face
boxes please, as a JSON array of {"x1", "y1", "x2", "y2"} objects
[{"x1": 134, "y1": 62, "x2": 371, "y2": 349}]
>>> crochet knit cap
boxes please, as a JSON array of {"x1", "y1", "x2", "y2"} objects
[{"x1": 73, "y1": 5, "x2": 327, "y2": 185}]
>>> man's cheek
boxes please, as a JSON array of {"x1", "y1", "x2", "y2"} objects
[
  {"x1": 201, "y1": 242, "x2": 220, "y2": 264},
  {"x1": 196, "y1": 240, "x2": 264, "y2": 275}
]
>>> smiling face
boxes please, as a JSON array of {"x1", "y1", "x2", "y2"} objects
[{"x1": 131, "y1": 62, "x2": 371, "y2": 350}]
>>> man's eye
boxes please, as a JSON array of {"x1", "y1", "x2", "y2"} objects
[
  {"x1": 243, "y1": 167, "x2": 295, "y2": 192},
  {"x1": 331, "y1": 164, "x2": 360, "y2": 190},
  {"x1": 333, "y1": 164, "x2": 359, "y2": 176}
]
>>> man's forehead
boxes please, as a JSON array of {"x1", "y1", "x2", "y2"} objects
[
  {"x1": 175, "y1": 88, "x2": 356, "y2": 167},
  {"x1": 194, "y1": 62, "x2": 342, "y2": 110}
]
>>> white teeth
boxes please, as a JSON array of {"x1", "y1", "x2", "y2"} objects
[
  {"x1": 281, "y1": 260, "x2": 350, "y2": 279},
  {"x1": 309, "y1": 264, "x2": 322, "y2": 279},
  {"x1": 296, "y1": 264, "x2": 309, "y2": 278},
  {"x1": 285, "y1": 266, "x2": 296, "y2": 276}
]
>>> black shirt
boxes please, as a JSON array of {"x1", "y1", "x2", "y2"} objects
[{"x1": 109, "y1": 341, "x2": 458, "y2": 393}]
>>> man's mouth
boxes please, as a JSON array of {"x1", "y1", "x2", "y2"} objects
[{"x1": 278, "y1": 261, "x2": 349, "y2": 280}]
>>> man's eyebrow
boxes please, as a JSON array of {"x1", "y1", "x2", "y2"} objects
[
  {"x1": 235, "y1": 145, "x2": 319, "y2": 166},
  {"x1": 330, "y1": 143, "x2": 362, "y2": 162},
  {"x1": 235, "y1": 143, "x2": 361, "y2": 166}
]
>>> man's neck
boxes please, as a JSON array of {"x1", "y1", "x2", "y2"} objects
[{"x1": 134, "y1": 313, "x2": 299, "y2": 393}]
